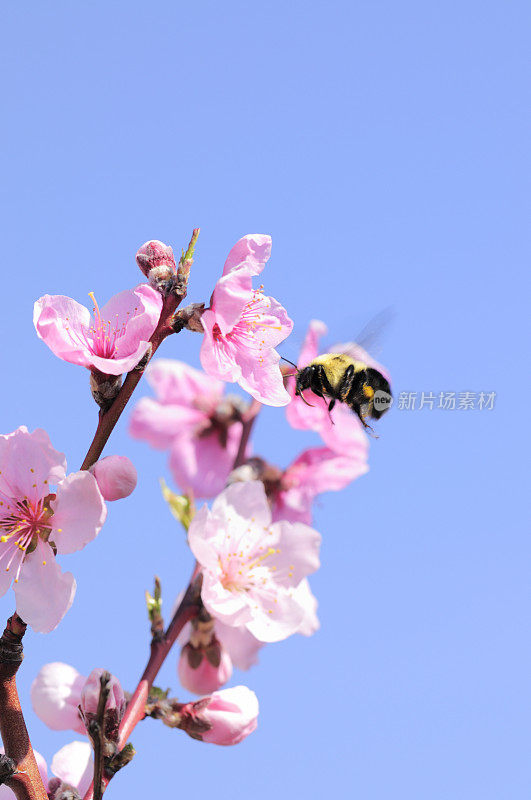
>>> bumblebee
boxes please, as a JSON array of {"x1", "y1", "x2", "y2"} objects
[{"x1": 294, "y1": 353, "x2": 392, "y2": 430}]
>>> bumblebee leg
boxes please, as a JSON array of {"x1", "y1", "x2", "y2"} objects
[
  {"x1": 336, "y1": 364, "x2": 355, "y2": 402},
  {"x1": 312, "y1": 365, "x2": 341, "y2": 423},
  {"x1": 308, "y1": 366, "x2": 328, "y2": 400},
  {"x1": 316, "y1": 365, "x2": 336, "y2": 397}
]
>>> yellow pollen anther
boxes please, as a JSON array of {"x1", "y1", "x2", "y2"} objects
[
  {"x1": 30, "y1": 468, "x2": 35, "y2": 473},
  {"x1": 42, "y1": 561, "x2": 47, "y2": 566}
]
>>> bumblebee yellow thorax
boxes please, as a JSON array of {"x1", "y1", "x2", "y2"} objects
[{"x1": 309, "y1": 354, "x2": 366, "y2": 391}]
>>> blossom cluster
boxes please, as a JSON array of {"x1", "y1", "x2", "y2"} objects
[{"x1": 0, "y1": 230, "x2": 391, "y2": 799}]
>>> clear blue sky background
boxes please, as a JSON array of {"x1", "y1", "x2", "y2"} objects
[{"x1": 1, "y1": 2, "x2": 529, "y2": 798}]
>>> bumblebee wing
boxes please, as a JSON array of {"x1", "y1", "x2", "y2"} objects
[{"x1": 328, "y1": 308, "x2": 394, "y2": 382}]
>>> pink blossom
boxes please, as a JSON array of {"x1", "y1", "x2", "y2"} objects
[
  {"x1": 286, "y1": 320, "x2": 374, "y2": 454},
  {"x1": 178, "y1": 643, "x2": 233, "y2": 695},
  {"x1": 200, "y1": 235, "x2": 293, "y2": 406},
  {"x1": 0, "y1": 427, "x2": 106, "y2": 633},
  {"x1": 130, "y1": 359, "x2": 249, "y2": 498},
  {"x1": 31, "y1": 662, "x2": 86, "y2": 734},
  {"x1": 178, "y1": 578, "x2": 318, "y2": 673},
  {"x1": 179, "y1": 686, "x2": 259, "y2": 746},
  {"x1": 271, "y1": 446, "x2": 368, "y2": 524},
  {"x1": 89, "y1": 455, "x2": 137, "y2": 501},
  {"x1": 50, "y1": 741, "x2": 94, "y2": 797},
  {"x1": 188, "y1": 481, "x2": 321, "y2": 642},
  {"x1": 33, "y1": 284, "x2": 162, "y2": 376}
]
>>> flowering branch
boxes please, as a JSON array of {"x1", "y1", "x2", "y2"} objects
[
  {"x1": 81, "y1": 229, "x2": 200, "y2": 472},
  {"x1": 82, "y1": 572, "x2": 202, "y2": 800},
  {"x1": 0, "y1": 615, "x2": 47, "y2": 800}
]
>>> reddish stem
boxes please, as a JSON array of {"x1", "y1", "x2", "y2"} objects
[
  {"x1": 82, "y1": 574, "x2": 201, "y2": 800},
  {"x1": 233, "y1": 399, "x2": 262, "y2": 469},
  {"x1": 0, "y1": 616, "x2": 47, "y2": 800}
]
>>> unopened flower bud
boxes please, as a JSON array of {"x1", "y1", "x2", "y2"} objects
[
  {"x1": 89, "y1": 456, "x2": 137, "y2": 501},
  {"x1": 178, "y1": 641, "x2": 233, "y2": 695},
  {"x1": 136, "y1": 240, "x2": 177, "y2": 291},
  {"x1": 179, "y1": 686, "x2": 259, "y2": 746},
  {"x1": 79, "y1": 669, "x2": 126, "y2": 742}
]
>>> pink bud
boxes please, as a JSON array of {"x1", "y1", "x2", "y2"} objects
[
  {"x1": 178, "y1": 643, "x2": 233, "y2": 695},
  {"x1": 89, "y1": 456, "x2": 137, "y2": 501},
  {"x1": 31, "y1": 662, "x2": 87, "y2": 735},
  {"x1": 136, "y1": 240, "x2": 176, "y2": 281},
  {"x1": 180, "y1": 686, "x2": 259, "y2": 746},
  {"x1": 80, "y1": 669, "x2": 126, "y2": 742}
]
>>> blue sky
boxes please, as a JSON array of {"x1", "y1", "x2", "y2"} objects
[{"x1": 1, "y1": 2, "x2": 529, "y2": 798}]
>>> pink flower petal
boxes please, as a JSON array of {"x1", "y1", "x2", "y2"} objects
[
  {"x1": 89, "y1": 340, "x2": 151, "y2": 376},
  {"x1": 51, "y1": 741, "x2": 93, "y2": 796},
  {"x1": 146, "y1": 359, "x2": 224, "y2": 407},
  {"x1": 293, "y1": 579, "x2": 320, "y2": 637},
  {"x1": 0, "y1": 427, "x2": 66, "y2": 500},
  {"x1": 210, "y1": 267, "x2": 254, "y2": 335},
  {"x1": 245, "y1": 588, "x2": 305, "y2": 643},
  {"x1": 101, "y1": 284, "x2": 162, "y2": 352},
  {"x1": 214, "y1": 621, "x2": 264, "y2": 671},
  {"x1": 211, "y1": 481, "x2": 272, "y2": 532},
  {"x1": 33, "y1": 295, "x2": 93, "y2": 367},
  {"x1": 129, "y1": 397, "x2": 206, "y2": 449},
  {"x1": 298, "y1": 319, "x2": 328, "y2": 368},
  {"x1": 31, "y1": 662, "x2": 86, "y2": 734},
  {"x1": 266, "y1": 520, "x2": 321, "y2": 587},
  {"x1": 221, "y1": 234, "x2": 272, "y2": 277},
  {"x1": 200, "y1": 570, "x2": 252, "y2": 627},
  {"x1": 284, "y1": 446, "x2": 369, "y2": 495},
  {"x1": 236, "y1": 347, "x2": 291, "y2": 406},
  {"x1": 15, "y1": 541, "x2": 76, "y2": 633},
  {"x1": 272, "y1": 487, "x2": 313, "y2": 524},
  {"x1": 51, "y1": 472, "x2": 107, "y2": 554},
  {"x1": 200, "y1": 311, "x2": 241, "y2": 382},
  {"x1": 168, "y1": 424, "x2": 243, "y2": 499}
]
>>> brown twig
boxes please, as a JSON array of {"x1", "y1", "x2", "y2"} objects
[
  {"x1": 233, "y1": 399, "x2": 262, "y2": 469},
  {"x1": 0, "y1": 615, "x2": 48, "y2": 800},
  {"x1": 82, "y1": 570, "x2": 202, "y2": 800}
]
